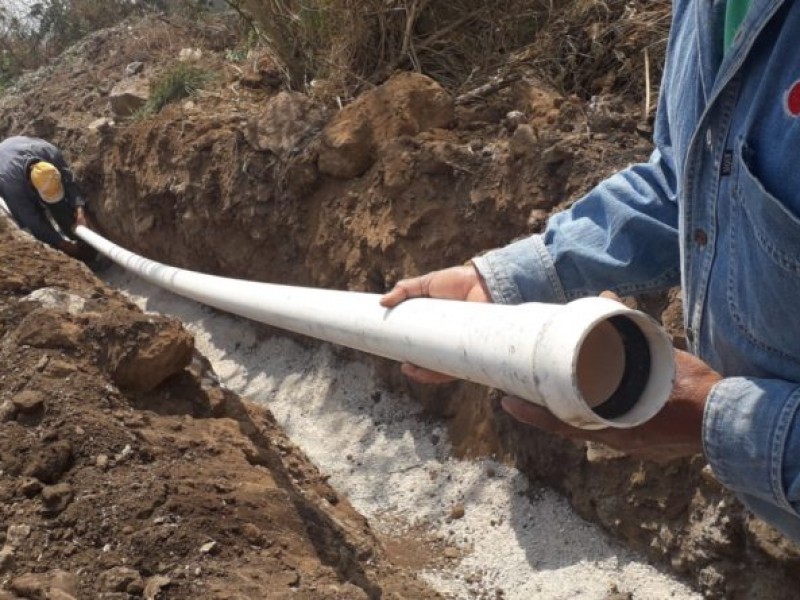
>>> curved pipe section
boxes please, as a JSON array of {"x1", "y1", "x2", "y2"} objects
[{"x1": 75, "y1": 225, "x2": 674, "y2": 430}]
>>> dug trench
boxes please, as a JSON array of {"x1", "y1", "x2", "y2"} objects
[{"x1": 1, "y1": 10, "x2": 799, "y2": 600}]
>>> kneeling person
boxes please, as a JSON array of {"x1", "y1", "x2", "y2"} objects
[{"x1": 0, "y1": 136, "x2": 92, "y2": 259}]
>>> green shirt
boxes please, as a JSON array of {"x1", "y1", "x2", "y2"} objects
[{"x1": 725, "y1": 0, "x2": 752, "y2": 51}]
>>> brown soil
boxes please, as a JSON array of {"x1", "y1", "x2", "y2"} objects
[
  {"x1": 0, "y1": 219, "x2": 439, "y2": 599},
  {"x1": 1, "y1": 7, "x2": 799, "y2": 600}
]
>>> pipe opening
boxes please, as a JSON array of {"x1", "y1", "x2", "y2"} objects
[{"x1": 576, "y1": 315, "x2": 651, "y2": 420}]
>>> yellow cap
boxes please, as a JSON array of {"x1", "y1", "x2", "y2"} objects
[{"x1": 30, "y1": 161, "x2": 65, "y2": 204}]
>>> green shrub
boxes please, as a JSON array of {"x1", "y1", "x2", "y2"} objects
[{"x1": 138, "y1": 64, "x2": 211, "y2": 117}]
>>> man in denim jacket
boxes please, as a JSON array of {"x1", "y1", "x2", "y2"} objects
[{"x1": 383, "y1": 1, "x2": 800, "y2": 541}]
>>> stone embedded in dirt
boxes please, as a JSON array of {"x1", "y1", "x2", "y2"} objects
[
  {"x1": 99, "y1": 567, "x2": 144, "y2": 593},
  {"x1": 244, "y1": 91, "x2": 327, "y2": 155},
  {"x1": 46, "y1": 591, "x2": 77, "y2": 600},
  {"x1": 21, "y1": 288, "x2": 87, "y2": 315},
  {"x1": 450, "y1": 502, "x2": 466, "y2": 520},
  {"x1": 10, "y1": 569, "x2": 78, "y2": 599},
  {"x1": 509, "y1": 124, "x2": 537, "y2": 158},
  {"x1": 124, "y1": 61, "x2": 144, "y2": 77},
  {"x1": 45, "y1": 360, "x2": 78, "y2": 378},
  {"x1": 0, "y1": 546, "x2": 14, "y2": 573},
  {"x1": 88, "y1": 117, "x2": 115, "y2": 134},
  {"x1": 109, "y1": 78, "x2": 150, "y2": 118},
  {"x1": 95, "y1": 454, "x2": 110, "y2": 469},
  {"x1": 318, "y1": 72, "x2": 454, "y2": 179},
  {"x1": 23, "y1": 441, "x2": 73, "y2": 484},
  {"x1": 40, "y1": 483, "x2": 74, "y2": 516},
  {"x1": 13, "y1": 310, "x2": 82, "y2": 351},
  {"x1": 12, "y1": 391, "x2": 45, "y2": 415},
  {"x1": 18, "y1": 478, "x2": 43, "y2": 498},
  {"x1": 0, "y1": 399, "x2": 17, "y2": 423},
  {"x1": 108, "y1": 318, "x2": 194, "y2": 392},
  {"x1": 6, "y1": 524, "x2": 31, "y2": 547},
  {"x1": 143, "y1": 575, "x2": 171, "y2": 600},
  {"x1": 443, "y1": 546, "x2": 460, "y2": 559},
  {"x1": 199, "y1": 541, "x2": 218, "y2": 555},
  {"x1": 503, "y1": 110, "x2": 528, "y2": 131}
]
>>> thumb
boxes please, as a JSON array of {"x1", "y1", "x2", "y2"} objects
[{"x1": 599, "y1": 290, "x2": 622, "y2": 303}]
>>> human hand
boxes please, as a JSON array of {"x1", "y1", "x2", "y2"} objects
[
  {"x1": 501, "y1": 347, "x2": 720, "y2": 462},
  {"x1": 57, "y1": 240, "x2": 81, "y2": 257},
  {"x1": 380, "y1": 264, "x2": 493, "y2": 383},
  {"x1": 73, "y1": 207, "x2": 88, "y2": 229}
]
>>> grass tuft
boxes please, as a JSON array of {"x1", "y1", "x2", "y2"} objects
[{"x1": 137, "y1": 64, "x2": 211, "y2": 118}]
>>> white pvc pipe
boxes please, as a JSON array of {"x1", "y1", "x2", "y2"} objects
[{"x1": 75, "y1": 225, "x2": 674, "y2": 430}]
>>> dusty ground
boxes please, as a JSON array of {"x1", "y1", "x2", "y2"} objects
[{"x1": 1, "y1": 5, "x2": 799, "y2": 599}]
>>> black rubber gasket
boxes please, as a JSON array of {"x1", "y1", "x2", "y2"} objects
[{"x1": 590, "y1": 315, "x2": 651, "y2": 421}]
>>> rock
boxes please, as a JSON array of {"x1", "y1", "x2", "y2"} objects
[
  {"x1": 12, "y1": 391, "x2": 45, "y2": 415},
  {"x1": 0, "y1": 399, "x2": 17, "y2": 423},
  {"x1": 199, "y1": 541, "x2": 218, "y2": 555},
  {"x1": 527, "y1": 209, "x2": 548, "y2": 231},
  {"x1": 95, "y1": 454, "x2": 109, "y2": 469},
  {"x1": 50, "y1": 571, "x2": 79, "y2": 596},
  {"x1": 509, "y1": 124, "x2": 537, "y2": 158},
  {"x1": 243, "y1": 91, "x2": 327, "y2": 155},
  {"x1": 10, "y1": 570, "x2": 77, "y2": 599},
  {"x1": 24, "y1": 441, "x2": 73, "y2": 484},
  {"x1": 6, "y1": 524, "x2": 31, "y2": 547},
  {"x1": 443, "y1": 546, "x2": 460, "y2": 559},
  {"x1": 178, "y1": 48, "x2": 202, "y2": 61},
  {"x1": 110, "y1": 318, "x2": 193, "y2": 392},
  {"x1": 0, "y1": 546, "x2": 14, "y2": 573},
  {"x1": 450, "y1": 502, "x2": 465, "y2": 520},
  {"x1": 19, "y1": 478, "x2": 43, "y2": 498},
  {"x1": 10, "y1": 573, "x2": 46, "y2": 598},
  {"x1": 503, "y1": 110, "x2": 527, "y2": 131},
  {"x1": 46, "y1": 591, "x2": 77, "y2": 600},
  {"x1": 99, "y1": 567, "x2": 144, "y2": 593},
  {"x1": 13, "y1": 310, "x2": 82, "y2": 351},
  {"x1": 143, "y1": 575, "x2": 171, "y2": 600},
  {"x1": 41, "y1": 483, "x2": 74, "y2": 516},
  {"x1": 109, "y1": 78, "x2": 150, "y2": 118},
  {"x1": 88, "y1": 117, "x2": 115, "y2": 134},
  {"x1": 125, "y1": 61, "x2": 144, "y2": 76},
  {"x1": 45, "y1": 361, "x2": 78, "y2": 378},
  {"x1": 318, "y1": 72, "x2": 454, "y2": 179},
  {"x1": 317, "y1": 117, "x2": 373, "y2": 179}
]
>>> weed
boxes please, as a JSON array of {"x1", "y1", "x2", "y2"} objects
[{"x1": 137, "y1": 64, "x2": 211, "y2": 118}]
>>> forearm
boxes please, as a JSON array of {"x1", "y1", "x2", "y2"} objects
[{"x1": 474, "y1": 150, "x2": 680, "y2": 305}]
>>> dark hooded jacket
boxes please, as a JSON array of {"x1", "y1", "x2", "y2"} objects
[{"x1": 0, "y1": 136, "x2": 86, "y2": 247}]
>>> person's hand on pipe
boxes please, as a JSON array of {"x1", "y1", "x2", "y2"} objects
[
  {"x1": 74, "y1": 206, "x2": 88, "y2": 229},
  {"x1": 503, "y1": 291, "x2": 721, "y2": 462},
  {"x1": 380, "y1": 264, "x2": 493, "y2": 383},
  {"x1": 502, "y1": 348, "x2": 719, "y2": 461}
]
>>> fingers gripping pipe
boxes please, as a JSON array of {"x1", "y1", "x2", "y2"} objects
[{"x1": 75, "y1": 226, "x2": 675, "y2": 430}]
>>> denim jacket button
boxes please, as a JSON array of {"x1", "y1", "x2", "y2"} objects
[
  {"x1": 706, "y1": 128, "x2": 713, "y2": 149},
  {"x1": 693, "y1": 228, "x2": 708, "y2": 246}
]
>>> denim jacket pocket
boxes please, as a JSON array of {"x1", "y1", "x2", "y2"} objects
[{"x1": 728, "y1": 139, "x2": 800, "y2": 363}]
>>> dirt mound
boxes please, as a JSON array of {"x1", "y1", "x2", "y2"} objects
[
  {"x1": 0, "y1": 221, "x2": 436, "y2": 599},
  {"x1": 0, "y1": 8, "x2": 799, "y2": 599}
]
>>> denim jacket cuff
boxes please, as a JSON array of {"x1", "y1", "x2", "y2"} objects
[
  {"x1": 472, "y1": 235, "x2": 567, "y2": 305},
  {"x1": 703, "y1": 377, "x2": 800, "y2": 514}
]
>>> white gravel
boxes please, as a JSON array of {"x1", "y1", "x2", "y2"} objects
[{"x1": 106, "y1": 267, "x2": 700, "y2": 600}]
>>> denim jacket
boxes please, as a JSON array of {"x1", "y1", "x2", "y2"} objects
[{"x1": 473, "y1": 0, "x2": 800, "y2": 541}]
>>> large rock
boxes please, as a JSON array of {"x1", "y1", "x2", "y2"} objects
[
  {"x1": 109, "y1": 316, "x2": 194, "y2": 392},
  {"x1": 244, "y1": 91, "x2": 327, "y2": 155},
  {"x1": 318, "y1": 72, "x2": 454, "y2": 179},
  {"x1": 109, "y1": 78, "x2": 150, "y2": 118}
]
